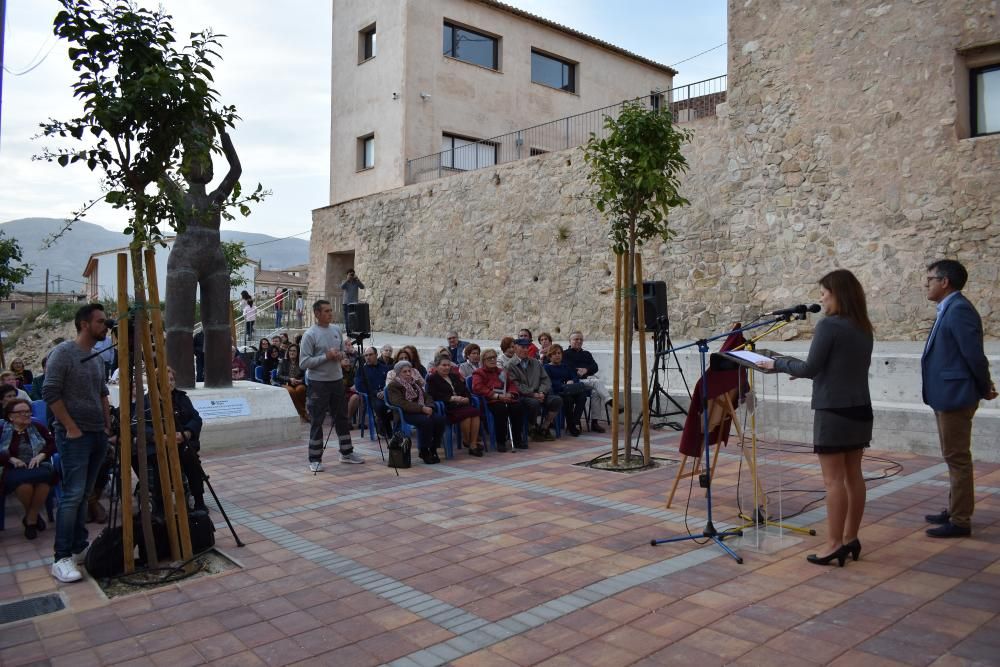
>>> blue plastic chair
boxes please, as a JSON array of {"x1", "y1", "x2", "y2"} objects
[
  {"x1": 382, "y1": 394, "x2": 416, "y2": 441},
  {"x1": 253, "y1": 366, "x2": 264, "y2": 383},
  {"x1": 433, "y1": 401, "x2": 457, "y2": 460},
  {"x1": 466, "y1": 376, "x2": 496, "y2": 451},
  {"x1": 356, "y1": 391, "x2": 379, "y2": 442},
  {"x1": 31, "y1": 400, "x2": 46, "y2": 423}
]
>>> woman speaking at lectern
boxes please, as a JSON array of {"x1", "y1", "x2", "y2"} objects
[{"x1": 757, "y1": 269, "x2": 874, "y2": 567}]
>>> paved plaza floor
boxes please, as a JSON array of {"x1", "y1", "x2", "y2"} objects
[{"x1": 1, "y1": 423, "x2": 998, "y2": 666}]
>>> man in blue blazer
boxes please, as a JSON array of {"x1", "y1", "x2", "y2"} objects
[{"x1": 921, "y1": 260, "x2": 997, "y2": 538}]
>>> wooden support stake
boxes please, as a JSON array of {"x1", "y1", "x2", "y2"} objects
[
  {"x1": 116, "y1": 254, "x2": 135, "y2": 573},
  {"x1": 611, "y1": 253, "x2": 623, "y2": 466},
  {"x1": 635, "y1": 253, "x2": 651, "y2": 462},
  {"x1": 145, "y1": 249, "x2": 193, "y2": 560}
]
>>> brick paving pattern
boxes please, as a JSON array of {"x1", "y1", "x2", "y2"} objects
[{"x1": 1, "y1": 422, "x2": 998, "y2": 666}]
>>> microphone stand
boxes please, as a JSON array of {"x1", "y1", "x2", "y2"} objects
[{"x1": 650, "y1": 314, "x2": 798, "y2": 564}]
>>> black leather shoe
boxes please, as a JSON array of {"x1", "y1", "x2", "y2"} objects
[
  {"x1": 926, "y1": 522, "x2": 970, "y2": 538},
  {"x1": 468, "y1": 446, "x2": 484, "y2": 457},
  {"x1": 806, "y1": 545, "x2": 848, "y2": 567},
  {"x1": 924, "y1": 510, "x2": 950, "y2": 525},
  {"x1": 844, "y1": 538, "x2": 861, "y2": 561}
]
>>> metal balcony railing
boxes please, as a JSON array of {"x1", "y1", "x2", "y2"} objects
[{"x1": 405, "y1": 74, "x2": 727, "y2": 185}]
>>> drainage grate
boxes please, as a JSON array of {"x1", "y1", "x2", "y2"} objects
[{"x1": 0, "y1": 594, "x2": 65, "y2": 625}]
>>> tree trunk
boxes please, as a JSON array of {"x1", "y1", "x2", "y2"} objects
[{"x1": 623, "y1": 221, "x2": 637, "y2": 464}]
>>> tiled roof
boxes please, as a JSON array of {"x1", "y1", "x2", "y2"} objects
[{"x1": 475, "y1": 0, "x2": 677, "y2": 75}]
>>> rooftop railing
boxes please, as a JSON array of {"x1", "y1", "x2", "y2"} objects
[{"x1": 405, "y1": 74, "x2": 726, "y2": 185}]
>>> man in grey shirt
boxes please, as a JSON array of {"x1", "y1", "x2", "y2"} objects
[
  {"x1": 300, "y1": 299, "x2": 364, "y2": 471},
  {"x1": 43, "y1": 303, "x2": 112, "y2": 583}
]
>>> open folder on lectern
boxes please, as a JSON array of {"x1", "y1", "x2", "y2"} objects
[{"x1": 710, "y1": 348, "x2": 795, "y2": 373}]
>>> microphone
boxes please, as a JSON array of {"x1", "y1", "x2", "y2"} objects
[{"x1": 763, "y1": 303, "x2": 821, "y2": 317}]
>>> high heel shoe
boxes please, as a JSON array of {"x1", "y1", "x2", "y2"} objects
[
  {"x1": 844, "y1": 538, "x2": 861, "y2": 561},
  {"x1": 806, "y1": 545, "x2": 848, "y2": 567}
]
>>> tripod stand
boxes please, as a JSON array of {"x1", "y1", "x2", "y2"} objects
[
  {"x1": 645, "y1": 315, "x2": 690, "y2": 429},
  {"x1": 651, "y1": 316, "x2": 794, "y2": 563}
]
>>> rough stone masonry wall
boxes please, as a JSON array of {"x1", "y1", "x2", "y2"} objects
[{"x1": 312, "y1": 0, "x2": 1000, "y2": 341}]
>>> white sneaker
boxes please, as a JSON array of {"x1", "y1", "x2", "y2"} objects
[
  {"x1": 73, "y1": 545, "x2": 90, "y2": 565},
  {"x1": 51, "y1": 557, "x2": 83, "y2": 583},
  {"x1": 339, "y1": 451, "x2": 365, "y2": 464},
  {"x1": 308, "y1": 461, "x2": 324, "y2": 473}
]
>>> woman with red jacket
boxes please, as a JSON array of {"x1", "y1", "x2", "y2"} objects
[
  {"x1": 1, "y1": 398, "x2": 58, "y2": 539},
  {"x1": 472, "y1": 348, "x2": 527, "y2": 451}
]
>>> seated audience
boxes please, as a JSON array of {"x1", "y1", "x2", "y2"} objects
[
  {"x1": 1, "y1": 384, "x2": 20, "y2": 407},
  {"x1": 29, "y1": 355, "x2": 48, "y2": 400},
  {"x1": 9, "y1": 359, "x2": 33, "y2": 392},
  {"x1": 261, "y1": 346, "x2": 281, "y2": 382},
  {"x1": 427, "y1": 355, "x2": 482, "y2": 456},
  {"x1": 385, "y1": 361, "x2": 446, "y2": 464},
  {"x1": 507, "y1": 338, "x2": 561, "y2": 441},
  {"x1": 459, "y1": 343, "x2": 482, "y2": 379},
  {"x1": 472, "y1": 349, "x2": 526, "y2": 451},
  {"x1": 446, "y1": 331, "x2": 468, "y2": 363},
  {"x1": 538, "y1": 332, "x2": 554, "y2": 364},
  {"x1": 277, "y1": 343, "x2": 308, "y2": 421},
  {"x1": 254, "y1": 338, "x2": 270, "y2": 367},
  {"x1": 545, "y1": 344, "x2": 588, "y2": 436},
  {"x1": 518, "y1": 329, "x2": 540, "y2": 359},
  {"x1": 231, "y1": 346, "x2": 249, "y2": 380},
  {"x1": 402, "y1": 345, "x2": 427, "y2": 378},
  {"x1": 378, "y1": 344, "x2": 394, "y2": 369},
  {"x1": 564, "y1": 331, "x2": 612, "y2": 433},
  {"x1": 1, "y1": 371, "x2": 31, "y2": 401},
  {"x1": 498, "y1": 336, "x2": 517, "y2": 369},
  {"x1": 355, "y1": 346, "x2": 392, "y2": 436},
  {"x1": 387, "y1": 348, "x2": 424, "y2": 386},
  {"x1": 1, "y1": 398, "x2": 58, "y2": 539}
]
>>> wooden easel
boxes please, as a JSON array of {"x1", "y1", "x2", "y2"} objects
[{"x1": 666, "y1": 388, "x2": 762, "y2": 508}]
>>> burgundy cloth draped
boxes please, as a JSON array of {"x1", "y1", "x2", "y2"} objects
[{"x1": 678, "y1": 328, "x2": 749, "y2": 458}]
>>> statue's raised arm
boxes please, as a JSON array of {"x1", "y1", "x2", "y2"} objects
[{"x1": 211, "y1": 130, "x2": 242, "y2": 204}]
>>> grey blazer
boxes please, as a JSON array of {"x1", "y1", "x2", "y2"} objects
[{"x1": 773, "y1": 315, "x2": 873, "y2": 409}]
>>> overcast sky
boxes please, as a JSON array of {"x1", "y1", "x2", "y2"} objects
[{"x1": 1, "y1": 0, "x2": 727, "y2": 239}]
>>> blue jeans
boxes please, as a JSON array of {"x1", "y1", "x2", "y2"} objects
[
  {"x1": 54, "y1": 430, "x2": 108, "y2": 560},
  {"x1": 275, "y1": 308, "x2": 283, "y2": 328}
]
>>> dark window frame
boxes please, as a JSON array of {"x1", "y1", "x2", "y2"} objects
[
  {"x1": 531, "y1": 49, "x2": 577, "y2": 93},
  {"x1": 443, "y1": 21, "x2": 499, "y2": 71},
  {"x1": 358, "y1": 133, "x2": 375, "y2": 171},
  {"x1": 441, "y1": 133, "x2": 497, "y2": 170},
  {"x1": 359, "y1": 23, "x2": 376, "y2": 63},
  {"x1": 970, "y1": 63, "x2": 1000, "y2": 137}
]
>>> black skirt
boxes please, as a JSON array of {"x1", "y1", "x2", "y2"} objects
[{"x1": 813, "y1": 405, "x2": 873, "y2": 454}]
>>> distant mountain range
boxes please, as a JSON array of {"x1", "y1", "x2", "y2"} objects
[{"x1": 1, "y1": 218, "x2": 309, "y2": 294}]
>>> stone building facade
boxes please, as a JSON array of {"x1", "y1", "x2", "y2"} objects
[{"x1": 312, "y1": 0, "x2": 1000, "y2": 341}]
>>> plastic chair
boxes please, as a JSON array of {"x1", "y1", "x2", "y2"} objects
[
  {"x1": 31, "y1": 400, "x2": 46, "y2": 423},
  {"x1": 466, "y1": 376, "x2": 496, "y2": 451},
  {"x1": 382, "y1": 394, "x2": 416, "y2": 441},
  {"x1": 253, "y1": 366, "x2": 264, "y2": 383},
  {"x1": 433, "y1": 401, "x2": 459, "y2": 460},
  {"x1": 356, "y1": 391, "x2": 379, "y2": 442}
]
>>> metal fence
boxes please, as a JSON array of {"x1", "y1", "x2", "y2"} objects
[{"x1": 406, "y1": 74, "x2": 727, "y2": 185}]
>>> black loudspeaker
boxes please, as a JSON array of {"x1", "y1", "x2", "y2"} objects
[
  {"x1": 634, "y1": 281, "x2": 667, "y2": 331},
  {"x1": 346, "y1": 302, "x2": 371, "y2": 335}
]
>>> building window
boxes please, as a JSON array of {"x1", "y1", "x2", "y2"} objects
[
  {"x1": 531, "y1": 49, "x2": 576, "y2": 92},
  {"x1": 443, "y1": 21, "x2": 498, "y2": 70},
  {"x1": 358, "y1": 134, "x2": 375, "y2": 170},
  {"x1": 650, "y1": 90, "x2": 666, "y2": 112},
  {"x1": 442, "y1": 133, "x2": 496, "y2": 170},
  {"x1": 359, "y1": 24, "x2": 376, "y2": 62},
  {"x1": 972, "y1": 65, "x2": 1000, "y2": 137}
]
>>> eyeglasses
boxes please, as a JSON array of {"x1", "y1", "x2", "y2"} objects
[
  {"x1": 925, "y1": 276, "x2": 945, "y2": 285},
  {"x1": 8, "y1": 410, "x2": 31, "y2": 416}
]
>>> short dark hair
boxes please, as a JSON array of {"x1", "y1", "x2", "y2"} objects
[
  {"x1": 74, "y1": 303, "x2": 105, "y2": 332},
  {"x1": 464, "y1": 343, "x2": 481, "y2": 359},
  {"x1": 3, "y1": 397, "x2": 30, "y2": 418},
  {"x1": 346, "y1": 268, "x2": 355, "y2": 274},
  {"x1": 927, "y1": 259, "x2": 968, "y2": 290},
  {"x1": 312, "y1": 299, "x2": 330, "y2": 314},
  {"x1": 0, "y1": 385, "x2": 18, "y2": 402}
]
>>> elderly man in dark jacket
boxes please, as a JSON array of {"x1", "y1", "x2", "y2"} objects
[
  {"x1": 508, "y1": 338, "x2": 562, "y2": 441},
  {"x1": 355, "y1": 346, "x2": 392, "y2": 436}
]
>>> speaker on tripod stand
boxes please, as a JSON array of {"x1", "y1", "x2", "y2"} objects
[{"x1": 630, "y1": 281, "x2": 690, "y2": 432}]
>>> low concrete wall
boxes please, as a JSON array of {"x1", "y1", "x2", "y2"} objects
[{"x1": 108, "y1": 381, "x2": 301, "y2": 452}]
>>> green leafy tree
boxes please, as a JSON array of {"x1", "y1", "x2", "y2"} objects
[
  {"x1": 221, "y1": 240, "x2": 251, "y2": 289},
  {"x1": 0, "y1": 232, "x2": 32, "y2": 301},
  {"x1": 34, "y1": 0, "x2": 266, "y2": 560},
  {"x1": 583, "y1": 101, "x2": 692, "y2": 464}
]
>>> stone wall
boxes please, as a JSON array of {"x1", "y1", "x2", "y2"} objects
[{"x1": 312, "y1": 0, "x2": 1000, "y2": 341}]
